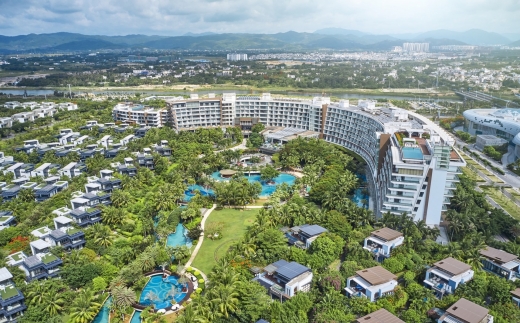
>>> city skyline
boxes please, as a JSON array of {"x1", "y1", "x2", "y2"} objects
[{"x1": 0, "y1": 0, "x2": 519, "y2": 37}]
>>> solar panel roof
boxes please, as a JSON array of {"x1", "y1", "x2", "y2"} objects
[
  {"x1": 275, "y1": 261, "x2": 310, "y2": 281},
  {"x1": 300, "y1": 224, "x2": 327, "y2": 236}
]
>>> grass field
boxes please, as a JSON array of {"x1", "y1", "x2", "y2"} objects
[
  {"x1": 487, "y1": 175, "x2": 504, "y2": 184},
  {"x1": 191, "y1": 208, "x2": 259, "y2": 275},
  {"x1": 481, "y1": 187, "x2": 520, "y2": 220},
  {"x1": 506, "y1": 188, "x2": 520, "y2": 197}
]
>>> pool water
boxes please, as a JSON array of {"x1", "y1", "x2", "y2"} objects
[
  {"x1": 352, "y1": 188, "x2": 369, "y2": 208},
  {"x1": 166, "y1": 223, "x2": 192, "y2": 248},
  {"x1": 139, "y1": 275, "x2": 187, "y2": 309},
  {"x1": 130, "y1": 311, "x2": 141, "y2": 323},
  {"x1": 92, "y1": 296, "x2": 112, "y2": 323},
  {"x1": 184, "y1": 185, "x2": 214, "y2": 201},
  {"x1": 210, "y1": 172, "x2": 296, "y2": 196},
  {"x1": 402, "y1": 147, "x2": 424, "y2": 160}
]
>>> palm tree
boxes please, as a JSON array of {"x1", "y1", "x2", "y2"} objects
[
  {"x1": 69, "y1": 290, "x2": 101, "y2": 323},
  {"x1": 209, "y1": 285, "x2": 239, "y2": 318},
  {"x1": 93, "y1": 225, "x2": 114, "y2": 248},
  {"x1": 138, "y1": 253, "x2": 156, "y2": 272},
  {"x1": 110, "y1": 189, "x2": 130, "y2": 208},
  {"x1": 101, "y1": 206, "x2": 125, "y2": 227},
  {"x1": 111, "y1": 286, "x2": 137, "y2": 312},
  {"x1": 26, "y1": 282, "x2": 48, "y2": 305},
  {"x1": 43, "y1": 293, "x2": 65, "y2": 316}
]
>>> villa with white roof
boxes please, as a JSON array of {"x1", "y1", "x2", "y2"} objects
[
  {"x1": 480, "y1": 246, "x2": 520, "y2": 280},
  {"x1": 0, "y1": 267, "x2": 26, "y2": 322},
  {"x1": 424, "y1": 257, "x2": 474, "y2": 297},
  {"x1": 363, "y1": 227, "x2": 404, "y2": 261},
  {"x1": 345, "y1": 266, "x2": 398, "y2": 302}
]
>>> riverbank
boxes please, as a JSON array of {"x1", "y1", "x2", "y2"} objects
[{"x1": 0, "y1": 85, "x2": 460, "y2": 100}]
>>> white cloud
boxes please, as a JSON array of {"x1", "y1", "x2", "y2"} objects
[{"x1": 0, "y1": 0, "x2": 518, "y2": 36}]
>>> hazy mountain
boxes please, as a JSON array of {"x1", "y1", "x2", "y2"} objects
[
  {"x1": 0, "y1": 30, "x2": 509, "y2": 53},
  {"x1": 414, "y1": 29, "x2": 510, "y2": 45},
  {"x1": 509, "y1": 39, "x2": 520, "y2": 47},
  {"x1": 314, "y1": 28, "x2": 369, "y2": 37},
  {"x1": 183, "y1": 32, "x2": 217, "y2": 37},
  {"x1": 502, "y1": 33, "x2": 520, "y2": 42}
]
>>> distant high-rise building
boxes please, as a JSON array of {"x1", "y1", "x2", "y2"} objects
[
  {"x1": 227, "y1": 53, "x2": 248, "y2": 61},
  {"x1": 403, "y1": 43, "x2": 429, "y2": 52}
]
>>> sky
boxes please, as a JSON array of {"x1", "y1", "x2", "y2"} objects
[{"x1": 0, "y1": 0, "x2": 519, "y2": 36}]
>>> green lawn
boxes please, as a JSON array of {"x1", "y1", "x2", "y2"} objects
[
  {"x1": 487, "y1": 175, "x2": 504, "y2": 184},
  {"x1": 191, "y1": 208, "x2": 259, "y2": 275},
  {"x1": 481, "y1": 187, "x2": 520, "y2": 220}
]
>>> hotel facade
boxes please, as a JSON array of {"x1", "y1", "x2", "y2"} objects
[{"x1": 113, "y1": 94, "x2": 465, "y2": 226}]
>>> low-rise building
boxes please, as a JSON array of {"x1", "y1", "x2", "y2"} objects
[
  {"x1": 0, "y1": 211, "x2": 16, "y2": 231},
  {"x1": 511, "y1": 288, "x2": 520, "y2": 307},
  {"x1": 424, "y1": 257, "x2": 474, "y2": 297},
  {"x1": 58, "y1": 162, "x2": 86, "y2": 178},
  {"x1": 252, "y1": 260, "x2": 313, "y2": 300},
  {"x1": 0, "y1": 267, "x2": 27, "y2": 322},
  {"x1": 22, "y1": 238, "x2": 62, "y2": 281},
  {"x1": 283, "y1": 224, "x2": 327, "y2": 249},
  {"x1": 355, "y1": 309, "x2": 404, "y2": 323},
  {"x1": 345, "y1": 266, "x2": 398, "y2": 302},
  {"x1": 438, "y1": 298, "x2": 493, "y2": 323},
  {"x1": 69, "y1": 206, "x2": 102, "y2": 227},
  {"x1": 49, "y1": 216, "x2": 86, "y2": 251},
  {"x1": 479, "y1": 246, "x2": 520, "y2": 280},
  {"x1": 363, "y1": 227, "x2": 404, "y2": 261}
]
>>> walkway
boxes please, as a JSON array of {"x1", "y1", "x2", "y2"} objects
[{"x1": 185, "y1": 204, "x2": 216, "y2": 269}]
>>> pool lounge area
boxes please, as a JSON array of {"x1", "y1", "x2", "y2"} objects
[
  {"x1": 210, "y1": 171, "x2": 296, "y2": 197},
  {"x1": 139, "y1": 274, "x2": 188, "y2": 310}
]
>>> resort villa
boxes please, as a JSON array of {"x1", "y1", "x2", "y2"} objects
[
  {"x1": 345, "y1": 266, "x2": 398, "y2": 302},
  {"x1": 252, "y1": 260, "x2": 313, "y2": 300},
  {"x1": 282, "y1": 224, "x2": 328, "y2": 249},
  {"x1": 437, "y1": 298, "x2": 493, "y2": 323},
  {"x1": 424, "y1": 257, "x2": 474, "y2": 297},
  {"x1": 355, "y1": 309, "x2": 405, "y2": 323},
  {"x1": 363, "y1": 227, "x2": 404, "y2": 261},
  {"x1": 0, "y1": 267, "x2": 26, "y2": 322},
  {"x1": 479, "y1": 246, "x2": 520, "y2": 281}
]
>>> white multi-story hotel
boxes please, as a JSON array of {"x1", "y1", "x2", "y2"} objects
[
  {"x1": 227, "y1": 53, "x2": 248, "y2": 61},
  {"x1": 403, "y1": 42, "x2": 430, "y2": 52},
  {"x1": 112, "y1": 103, "x2": 168, "y2": 127},
  {"x1": 112, "y1": 94, "x2": 465, "y2": 226}
]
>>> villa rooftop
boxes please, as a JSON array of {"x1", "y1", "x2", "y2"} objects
[
  {"x1": 356, "y1": 266, "x2": 397, "y2": 285},
  {"x1": 356, "y1": 309, "x2": 405, "y2": 323},
  {"x1": 370, "y1": 227, "x2": 402, "y2": 242},
  {"x1": 41, "y1": 254, "x2": 58, "y2": 264},
  {"x1": 445, "y1": 298, "x2": 490, "y2": 323},
  {"x1": 0, "y1": 285, "x2": 19, "y2": 300},
  {"x1": 479, "y1": 246, "x2": 518, "y2": 264},
  {"x1": 433, "y1": 257, "x2": 471, "y2": 276}
]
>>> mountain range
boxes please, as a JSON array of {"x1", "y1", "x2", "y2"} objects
[{"x1": 0, "y1": 29, "x2": 518, "y2": 53}]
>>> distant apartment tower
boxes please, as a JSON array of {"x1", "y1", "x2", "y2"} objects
[
  {"x1": 227, "y1": 53, "x2": 248, "y2": 61},
  {"x1": 403, "y1": 43, "x2": 429, "y2": 52}
]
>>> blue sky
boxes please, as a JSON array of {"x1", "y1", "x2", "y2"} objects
[{"x1": 0, "y1": 0, "x2": 518, "y2": 36}]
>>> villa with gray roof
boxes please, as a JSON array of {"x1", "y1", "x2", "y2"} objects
[
  {"x1": 424, "y1": 257, "x2": 474, "y2": 297},
  {"x1": 480, "y1": 246, "x2": 520, "y2": 280},
  {"x1": 364, "y1": 227, "x2": 404, "y2": 261},
  {"x1": 282, "y1": 224, "x2": 327, "y2": 249},
  {"x1": 345, "y1": 266, "x2": 398, "y2": 302},
  {"x1": 252, "y1": 260, "x2": 313, "y2": 300}
]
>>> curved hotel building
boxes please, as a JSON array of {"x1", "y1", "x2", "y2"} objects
[
  {"x1": 463, "y1": 108, "x2": 520, "y2": 159},
  {"x1": 113, "y1": 94, "x2": 465, "y2": 226}
]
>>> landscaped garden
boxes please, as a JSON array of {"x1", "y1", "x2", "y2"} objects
[{"x1": 191, "y1": 208, "x2": 259, "y2": 274}]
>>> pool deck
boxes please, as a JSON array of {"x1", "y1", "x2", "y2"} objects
[{"x1": 133, "y1": 271, "x2": 195, "y2": 313}]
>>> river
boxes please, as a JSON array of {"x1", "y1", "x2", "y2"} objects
[{"x1": 0, "y1": 88, "x2": 459, "y2": 102}]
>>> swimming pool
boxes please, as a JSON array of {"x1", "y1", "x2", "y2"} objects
[
  {"x1": 92, "y1": 296, "x2": 112, "y2": 323},
  {"x1": 210, "y1": 172, "x2": 296, "y2": 196},
  {"x1": 139, "y1": 275, "x2": 188, "y2": 310},
  {"x1": 184, "y1": 185, "x2": 214, "y2": 201},
  {"x1": 402, "y1": 147, "x2": 424, "y2": 160},
  {"x1": 130, "y1": 310, "x2": 141, "y2": 323},
  {"x1": 166, "y1": 223, "x2": 192, "y2": 248}
]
